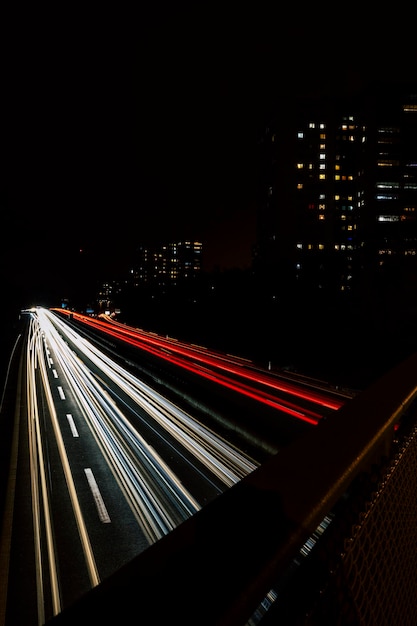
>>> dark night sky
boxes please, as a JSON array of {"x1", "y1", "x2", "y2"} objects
[{"x1": 3, "y1": 3, "x2": 417, "y2": 307}]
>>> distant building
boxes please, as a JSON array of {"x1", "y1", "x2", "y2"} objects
[
  {"x1": 255, "y1": 83, "x2": 417, "y2": 301},
  {"x1": 94, "y1": 241, "x2": 203, "y2": 315},
  {"x1": 130, "y1": 240, "x2": 203, "y2": 292},
  {"x1": 97, "y1": 279, "x2": 124, "y2": 313}
]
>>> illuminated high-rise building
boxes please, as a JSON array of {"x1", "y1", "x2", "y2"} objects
[
  {"x1": 130, "y1": 240, "x2": 202, "y2": 292},
  {"x1": 255, "y1": 83, "x2": 417, "y2": 300}
]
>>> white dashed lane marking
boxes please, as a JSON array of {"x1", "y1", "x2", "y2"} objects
[{"x1": 84, "y1": 468, "x2": 111, "y2": 523}]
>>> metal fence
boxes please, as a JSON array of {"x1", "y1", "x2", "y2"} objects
[{"x1": 251, "y1": 412, "x2": 417, "y2": 625}]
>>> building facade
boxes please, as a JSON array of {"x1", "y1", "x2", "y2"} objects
[
  {"x1": 130, "y1": 240, "x2": 203, "y2": 292},
  {"x1": 255, "y1": 83, "x2": 417, "y2": 303}
]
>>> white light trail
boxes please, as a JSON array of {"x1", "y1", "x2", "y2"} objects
[
  {"x1": 32, "y1": 307, "x2": 259, "y2": 545},
  {"x1": 26, "y1": 314, "x2": 101, "y2": 604}
]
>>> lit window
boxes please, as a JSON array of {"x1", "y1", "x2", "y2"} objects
[
  {"x1": 319, "y1": 163, "x2": 326, "y2": 170},
  {"x1": 297, "y1": 163, "x2": 304, "y2": 169},
  {"x1": 319, "y1": 153, "x2": 326, "y2": 160},
  {"x1": 376, "y1": 182, "x2": 399, "y2": 189},
  {"x1": 319, "y1": 174, "x2": 326, "y2": 180},
  {"x1": 309, "y1": 122, "x2": 315, "y2": 129},
  {"x1": 378, "y1": 160, "x2": 399, "y2": 167},
  {"x1": 378, "y1": 127, "x2": 399, "y2": 134},
  {"x1": 297, "y1": 183, "x2": 303, "y2": 189},
  {"x1": 297, "y1": 132, "x2": 304, "y2": 139}
]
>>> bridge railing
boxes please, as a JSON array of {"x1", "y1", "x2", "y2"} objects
[{"x1": 47, "y1": 350, "x2": 417, "y2": 626}]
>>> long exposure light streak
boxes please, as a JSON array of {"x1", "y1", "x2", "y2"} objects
[
  {"x1": 12, "y1": 306, "x2": 351, "y2": 624},
  {"x1": 35, "y1": 311, "x2": 200, "y2": 541},
  {"x1": 53, "y1": 310, "x2": 342, "y2": 425},
  {"x1": 27, "y1": 318, "x2": 52, "y2": 624},
  {"x1": 31, "y1": 308, "x2": 260, "y2": 551},
  {"x1": 69, "y1": 310, "x2": 346, "y2": 411},
  {"x1": 19, "y1": 303, "x2": 346, "y2": 621},
  {"x1": 44, "y1": 309, "x2": 258, "y2": 484},
  {"x1": 26, "y1": 316, "x2": 101, "y2": 622}
]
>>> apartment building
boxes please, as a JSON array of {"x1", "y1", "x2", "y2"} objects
[{"x1": 255, "y1": 82, "x2": 417, "y2": 301}]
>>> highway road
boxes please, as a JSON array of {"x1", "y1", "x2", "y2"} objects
[{"x1": 0, "y1": 307, "x2": 351, "y2": 625}]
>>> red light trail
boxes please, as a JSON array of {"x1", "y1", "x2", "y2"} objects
[{"x1": 52, "y1": 310, "x2": 347, "y2": 425}]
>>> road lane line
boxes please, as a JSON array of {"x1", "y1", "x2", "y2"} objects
[
  {"x1": 66, "y1": 414, "x2": 79, "y2": 437},
  {"x1": 52, "y1": 369, "x2": 58, "y2": 378},
  {"x1": 57, "y1": 386, "x2": 65, "y2": 400},
  {"x1": 84, "y1": 468, "x2": 111, "y2": 523}
]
